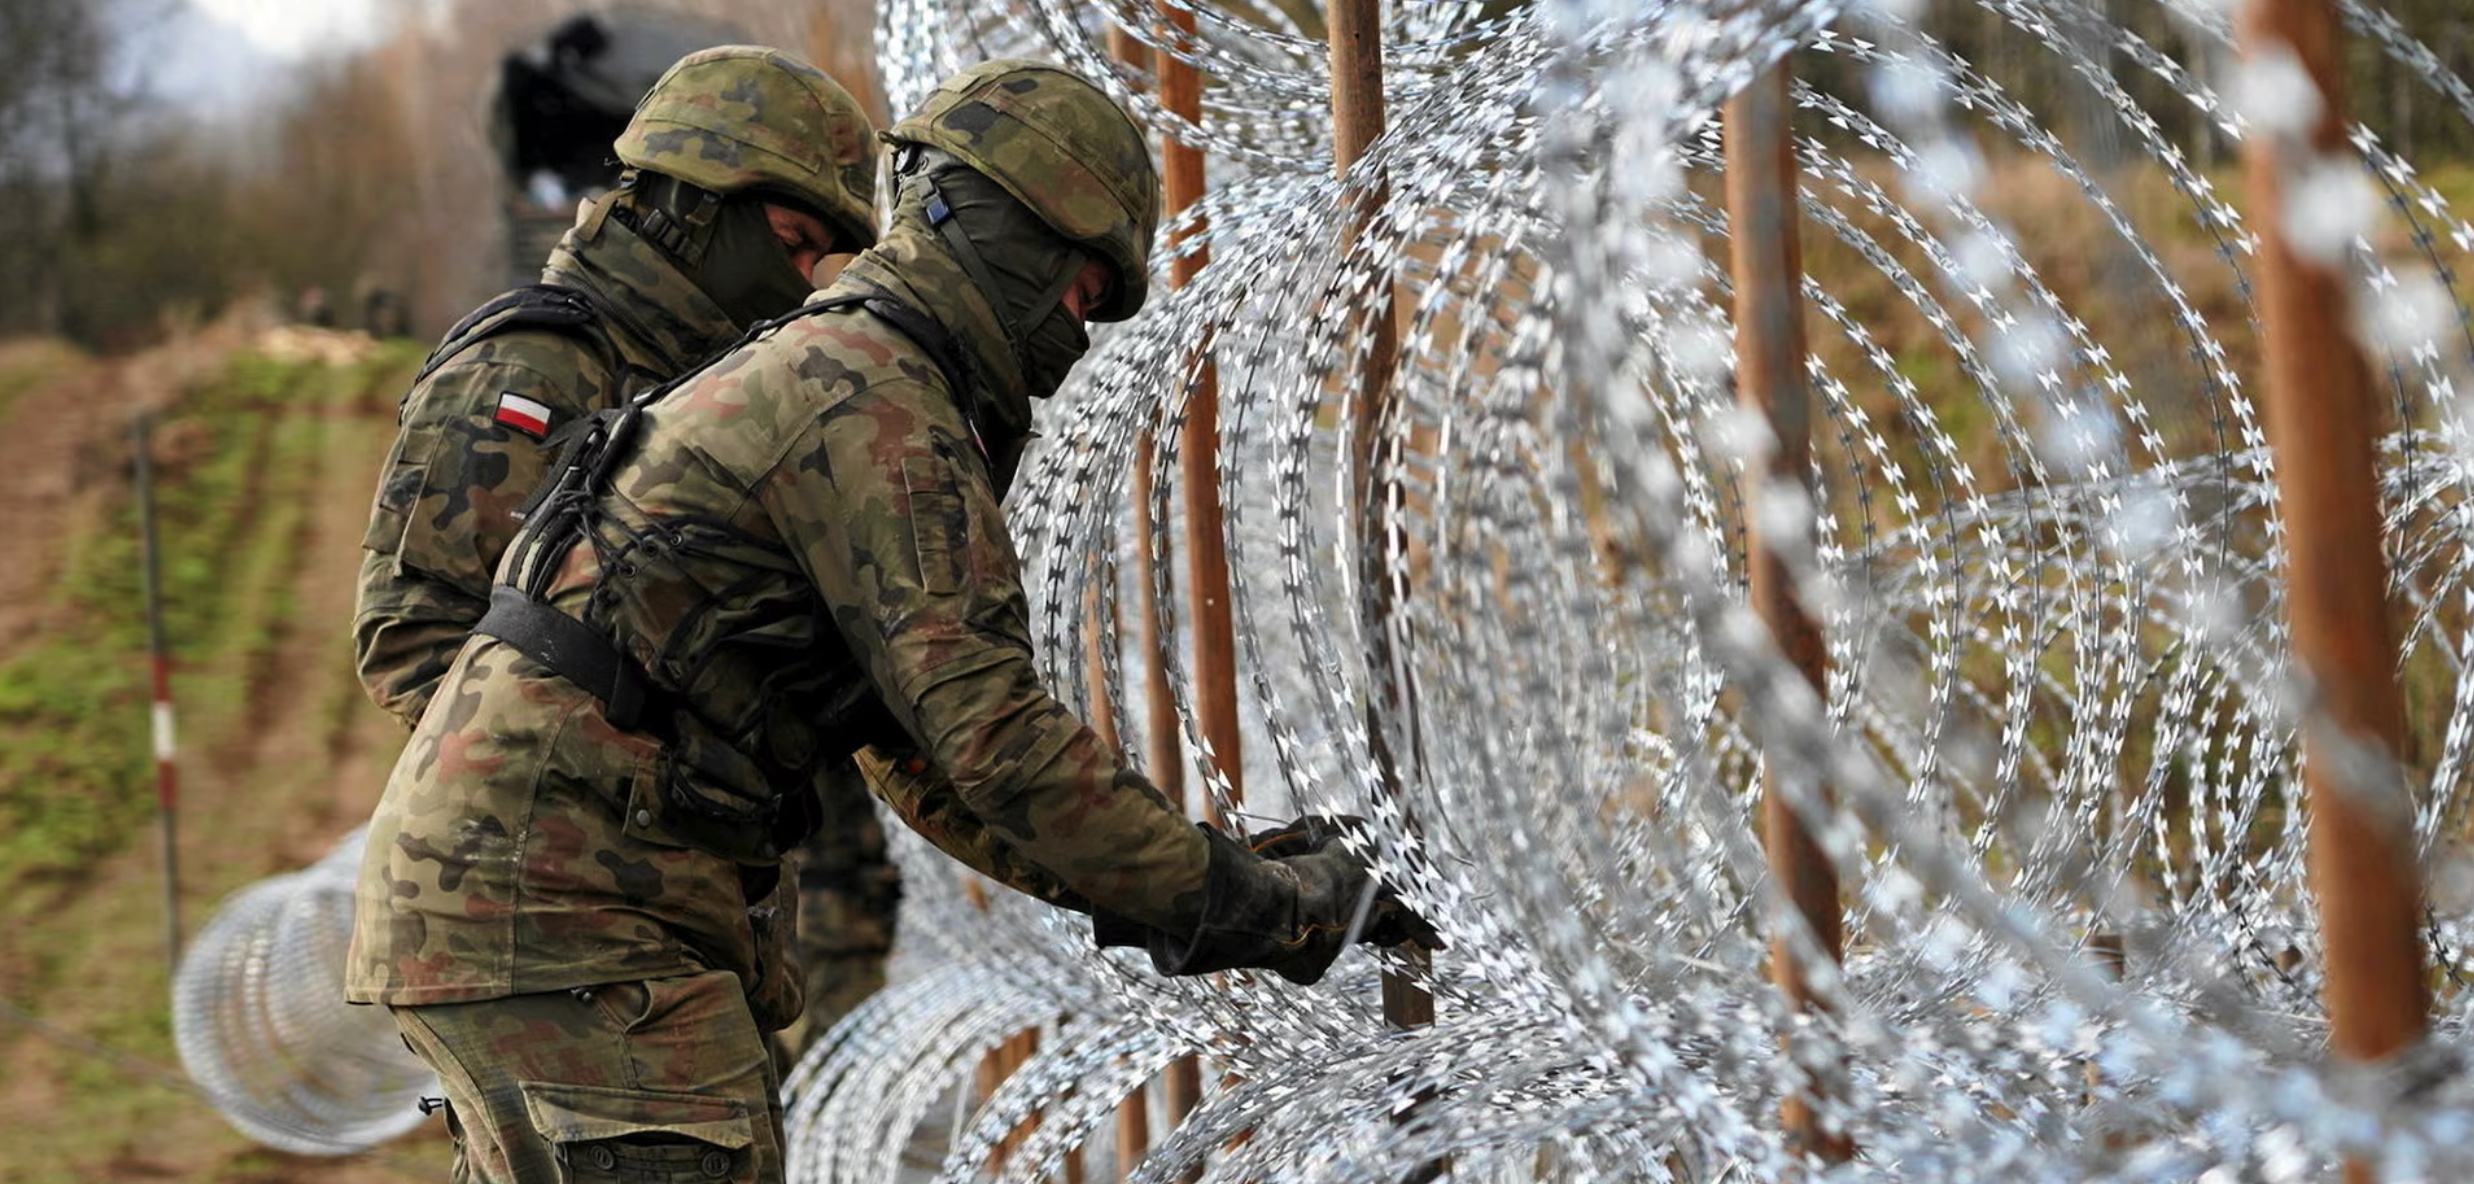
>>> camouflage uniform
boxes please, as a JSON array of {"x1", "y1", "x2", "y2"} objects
[
  {"x1": 352, "y1": 60, "x2": 1429, "y2": 1184},
  {"x1": 352, "y1": 203, "x2": 738, "y2": 730},
  {"x1": 349, "y1": 47, "x2": 893, "y2": 1184}
]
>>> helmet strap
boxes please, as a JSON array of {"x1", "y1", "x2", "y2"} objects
[
  {"x1": 915, "y1": 169, "x2": 1086, "y2": 377},
  {"x1": 917, "y1": 172, "x2": 1025, "y2": 357},
  {"x1": 578, "y1": 175, "x2": 625, "y2": 243}
]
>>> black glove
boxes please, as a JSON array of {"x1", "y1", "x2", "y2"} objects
[
  {"x1": 1090, "y1": 908, "x2": 1149, "y2": 949},
  {"x1": 1089, "y1": 815, "x2": 1362, "y2": 950},
  {"x1": 1143, "y1": 824, "x2": 1443, "y2": 985},
  {"x1": 1089, "y1": 817, "x2": 1445, "y2": 973},
  {"x1": 1244, "y1": 815, "x2": 1442, "y2": 951},
  {"x1": 1242, "y1": 814, "x2": 1367, "y2": 859}
]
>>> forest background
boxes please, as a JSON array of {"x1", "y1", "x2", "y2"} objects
[{"x1": 8, "y1": 0, "x2": 2474, "y2": 352}]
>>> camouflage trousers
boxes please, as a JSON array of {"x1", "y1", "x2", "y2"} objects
[{"x1": 391, "y1": 970, "x2": 787, "y2": 1184}]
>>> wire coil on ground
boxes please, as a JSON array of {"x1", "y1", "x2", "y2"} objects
[{"x1": 171, "y1": 827, "x2": 434, "y2": 1155}]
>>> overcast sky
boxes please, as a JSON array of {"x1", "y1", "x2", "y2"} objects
[
  {"x1": 186, "y1": 0, "x2": 395, "y2": 58},
  {"x1": 126, "y1": 0, "x2": 413, "y2": 118}
]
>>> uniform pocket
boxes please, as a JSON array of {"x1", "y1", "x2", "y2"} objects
[
  {"x1": 362, "y1": 431, "x2": 437, "y2": 558},
  {"x1": 901, "y1": 453, "x2": 969, "y2": 597},
  {"x1": 522, "y1": 1081, "x2": 754, "y2": 1183},
  {"x1": 619, "y1": 740, "x2": 785, "y2": 865}
]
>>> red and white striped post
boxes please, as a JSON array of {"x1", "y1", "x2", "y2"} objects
[{"x1": 133, "y1": 409, "x2": 182, "y2": 970}]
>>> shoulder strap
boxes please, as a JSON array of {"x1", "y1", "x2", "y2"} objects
[
  {"x1": 507, "y1": 292, "x2": 981, "y2": 541},
  {"x1": 764, "y1": 290, "x2": 985, "y2": 458},
  {"x1": 612, "y1": 289, "x2": 981, "y2": 435},
  {"x1": 410, "y1": 283, "x2": 618, "y2": 388}
]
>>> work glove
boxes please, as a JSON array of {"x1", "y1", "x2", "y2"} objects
[
  {"x1": 1236, "y1": 814, "x2": 1442, "y2": 950},
  {"x1": 1240, "y1": 813, "x2": 1364, "y2": 859},
  {"x1": 1100, "y1": 821, "x2": 1441, "y2": 985},
  {"x1": 1090, "y1": 815, "x2": 1363, "y2": 950}
]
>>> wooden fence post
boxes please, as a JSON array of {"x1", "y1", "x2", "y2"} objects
[
  {"x1": 1723, "y1": 61, "x2": 1852, "y2": 1167},
  {"x1": 2238, "y1": 2, "x2": 2430, "y2": 1181}
]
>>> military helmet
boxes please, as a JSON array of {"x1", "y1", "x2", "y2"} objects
[
  {"x1": 887, "y1": 59, "x2": 1158, "y2": 321},
  {"x1": 616, "y1": 46, "x2": 879, "y2": 251}
]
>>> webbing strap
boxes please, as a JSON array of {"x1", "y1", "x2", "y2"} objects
[
  {"x1": 412, "y1": 284, "x2": 611, "y2": 387},
  {"x1": 473, "y1": 587, "x2": 671, "y2": 733},
  {"x1": 921, "y1": 178, "x2": 1028, "y2": 367}
]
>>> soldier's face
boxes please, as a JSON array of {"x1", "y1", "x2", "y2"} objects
[
  {"x1": 763, "y1": 204, "x2": 838, "y2": 286},
  {"x1": 1060, "y1": 260, "x2": 1114, "y2": 321}
]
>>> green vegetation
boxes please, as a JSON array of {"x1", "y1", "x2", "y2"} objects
[
  {"x1": 0, "y1": 341, "x2": 84, "y2": 424},
  {"x1": 0, "y1": 344, "x2": 418, "y2": 909},
  {"x1": 0, "y1": 336, "x2": 427, "y2": 1183}
]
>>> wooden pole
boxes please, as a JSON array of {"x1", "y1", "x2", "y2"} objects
[
  {"x1": 1085, "y1": 579, "x2": 1122, "y2": 753},
  {"x1": 1112, "y1": 1081, "x2": 1151, "y2": 1180},
  {"x1": 1328, "y1": 0, "x2": 1434, "y2": 1035},
  {"x1": 1159, "y1": 0, "x2": 1241, "y2": 819},
  {"x1": 1106, "y1": 24, "x2": 1148, "y2": 83},
  {"x1": 133, "y1": 410, "x2": 181, "y2": 972},
  {"x1": 2238, "y1": 5, "x2": 2429, "y2": 1181},
  {"x1": 1151, "y1": 4, "x2": 1227, "y2": 1171},
  {"x1": 1723, "y1": 63, "x2": 1850, "y2": 1166}
]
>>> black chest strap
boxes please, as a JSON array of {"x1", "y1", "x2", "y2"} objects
[{"x1": 473, "y1": 587, "x2": 677, "y2": 734}]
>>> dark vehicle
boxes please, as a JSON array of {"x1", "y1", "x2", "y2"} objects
[{"x1": 490, "y1": 7, "x2": 747, "y2": 286}]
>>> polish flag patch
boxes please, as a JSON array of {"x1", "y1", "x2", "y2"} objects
[{"x1": 493, "y1": 393, "x2": 554, "y2": 439}]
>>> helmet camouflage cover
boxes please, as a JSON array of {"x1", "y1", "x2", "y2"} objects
[
  {"x1": 887, "y1": 59, "x2": 1159, "y2": 321},
  {"x1": 616, "y1": 46, "x2": 880, "y2": 251}
]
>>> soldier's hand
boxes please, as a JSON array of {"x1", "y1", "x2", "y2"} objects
[
  {"x1": 1360, "y1": 890, "x2": 1443, "y2": 952},
  {"x1": 1247, "y1": 814, "x2": 1441, "y2": 952},
  {"x1": 1146, "y1": 823, "x2": 1444, "y2": 986},
  {"x1": 1241, "y1": 813, "x2": 1366, "y2": 860}
]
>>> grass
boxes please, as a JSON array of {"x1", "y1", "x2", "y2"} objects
[
  {"x1": 0, "y1": 345, "x2": 425, "y2": 905},
  {"x1": 0, "y1": 341, "x2": 87, "y2": 424},
  {"x1": 0, "y1": 355, "x2": 306, "y2": 904},
  {"x1": 0, "y1": 334, "x2": 428, "y2": 1184}
]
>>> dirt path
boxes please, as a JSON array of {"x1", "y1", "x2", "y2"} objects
[{"x1": 0, "y1": 330, "x2": 453, "y2": 1183}]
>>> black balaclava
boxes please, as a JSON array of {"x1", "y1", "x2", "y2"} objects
[
  {"x1": 900, "y1": 147, "x2": 1091, "y2": 398},
  {"x1": 618, "y1": 171, "x2": 815, "y2": 328}
]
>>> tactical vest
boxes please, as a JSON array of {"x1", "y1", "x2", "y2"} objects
[{"x1": 476, "y1": 291, "x2": 981, "y2": 857}]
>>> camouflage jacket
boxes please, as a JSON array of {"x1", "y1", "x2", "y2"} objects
[
  {"x1": 348, "y1": 229, "x2": 1211, "y2": 1019},
  {"x1": 352, "y1": 198, "x2": 742, "y2": 730}
]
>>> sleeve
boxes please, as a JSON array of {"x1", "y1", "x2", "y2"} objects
[
  {"x1": 765, "y1": 386, "x2": 1211, "y2": 935},
  {"x1": 351, "y1": 348, "x2": 601, "y2": 729},
  {"x1": 854, "y1": 748, "x2": 1095, "y2": 914}
]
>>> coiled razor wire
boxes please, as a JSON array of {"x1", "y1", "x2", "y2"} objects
[
  {"x1": 171, "y1": 827, "x2": 435, "y2": 1154},
  {"x1": 780, "y1": 0, "x2": 2474, "y2": 1180},
  {"x1": 161, "y1": 0, "x2": 2474, "y2": 1176}
]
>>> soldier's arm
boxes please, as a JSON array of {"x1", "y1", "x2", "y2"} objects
[
  {"x1": 770, "y1": 385, "x2": 1210, "y2": 936},
  {"x1": 352, "y1": 348, "x2": 601, "y2": 728},
  {"x1": 855, "y1": 748, "x2": 1095, "y2": 913}
]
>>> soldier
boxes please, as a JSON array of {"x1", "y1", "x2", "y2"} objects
[
  {"x1": 349, "y1": 59, "x2": 1435, "y2": 1183},
  {"x1": 350, "y1": 44, "x2": 899, "y2": 1077}
]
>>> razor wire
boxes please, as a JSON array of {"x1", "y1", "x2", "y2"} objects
[
  {"x1": 170, "y1": 826, "x2": 436, "y2": 1155},
  {"x1": 154, "y1": 0, "x2": 2474, "y2": 1177},
  {"x1": 776, "y1": 0, "x2": 2474, "y2": 1180}
]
